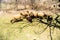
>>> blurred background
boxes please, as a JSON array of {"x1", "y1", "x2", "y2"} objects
[{"x1": 0, "y1": 0, "x2": 60, "y2": 11}]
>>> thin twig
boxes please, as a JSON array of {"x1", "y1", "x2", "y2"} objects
[
  {"x1": 49, "y1": 27, "x2": 53, "y2": 40},
  {"x1": 34, "y1": 25, "x2": 48, "y2": 35}
]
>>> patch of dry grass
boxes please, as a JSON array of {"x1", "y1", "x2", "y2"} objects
[{"x1": 0, "y1": 11, "x2": 60, "y2": 40}]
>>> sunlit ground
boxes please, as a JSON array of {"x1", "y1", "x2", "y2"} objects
[{"x1": 0, "y1": 11, "x2": 60, "y2": 40}]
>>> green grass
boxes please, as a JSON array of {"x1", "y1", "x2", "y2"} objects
[{"x1": 0, "y1": 13, "x2": 60, "y2": 40}]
